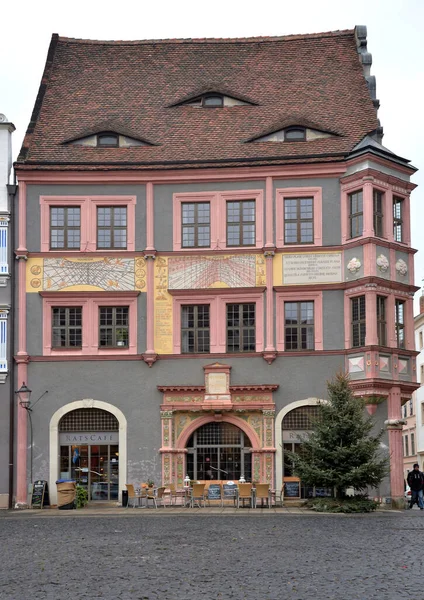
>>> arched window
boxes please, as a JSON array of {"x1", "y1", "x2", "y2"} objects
[
  {"x1": 282, "y1": 405, "x2": 320, "y2": 477},
  {"x1": 186, "y1": 422, "x2": 252, "y2": 481}
]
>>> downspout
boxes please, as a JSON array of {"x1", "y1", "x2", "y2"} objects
[{"x1": 6, "y1": 178, "x2": 17, "y2": 509}]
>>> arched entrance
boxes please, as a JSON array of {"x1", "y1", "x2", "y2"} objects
[
  {"x1": 58, "y1": 408, "x2": 119, "y2": 501},
  {"x1": 49, "y1": 400, "x2": 127, "y2": 505},
  {"x1": 186, "y1": 422, "x2": 252, "y2": 481},
  {"x1": 274, "y1": 398, "x2": 322, "y2": 493}
]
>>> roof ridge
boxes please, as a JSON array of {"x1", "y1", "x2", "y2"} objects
[{"x1": 57, "y1": 29, "x2": 354, "y2": 45}]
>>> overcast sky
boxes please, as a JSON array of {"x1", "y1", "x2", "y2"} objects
[{"x1": 2, "y1": 0, "x2": 423, "y2": 311}]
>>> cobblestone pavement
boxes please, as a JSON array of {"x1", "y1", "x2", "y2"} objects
[{"x1": 1, "y1": 508, "x2": 423, "y2": 600}]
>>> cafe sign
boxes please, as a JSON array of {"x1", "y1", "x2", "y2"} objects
[
  {"x1": 59, "y1": 432, "x2": 119, "y2": 445},
  {"x1": 282, "y1": 430, "x2": 310, "y2": 442}
]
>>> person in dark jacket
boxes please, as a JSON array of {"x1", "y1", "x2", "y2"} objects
[{"x1": 407, "y1": 464, "x2": 424, "y2": 509}]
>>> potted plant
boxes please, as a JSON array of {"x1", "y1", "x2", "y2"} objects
[
  {"x1": 147, "y1": 479, "x2": 155, "y2": 488},
  {"x1": 116, "y1": 329, "x2": 128, "y2": 347}
]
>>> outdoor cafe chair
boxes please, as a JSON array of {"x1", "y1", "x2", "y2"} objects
[
  {"x1": 125, "y1": 484, "x2": 140, "y2": 508},
  {"x1": 237, "y1": 483, "x2": 253, "y2": 508},
  {"x1": 155, "y1": 487, "x2": 167, "y2": 508},
  {"x1": 190, "y1": 483, "x2": 206, "y2": 508},
  {"x1": 145, "y1": 486, "x2": 158, "y2": 508},
  {"x1": 271, "y1": 486, "x2": 284, "y2": 507},
  {"x1": 254, "y1": 483, "x2": 271, "y2": 508},
  {"x1": 163, "y1": 483, "x2": 178, "y2": 506}
]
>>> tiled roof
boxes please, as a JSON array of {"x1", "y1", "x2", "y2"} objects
[{"x1": 17, "y1": 30, "x2": 379, "y2": 170}]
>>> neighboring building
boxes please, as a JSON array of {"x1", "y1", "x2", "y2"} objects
[
  {"x1": 402, "y1": 397, "x2": 417, "y2": 481},
  {"x1": 0, "y1": 113, "x2": 15, "y2": 508},
  {"x1": 414, "y1": 295, "x2": 424, "y2": 472},
  {"x1": 12, "y1": 27, "x2": 418, "y2": 508}
]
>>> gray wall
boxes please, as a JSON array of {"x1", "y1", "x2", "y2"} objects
[
  {"x1": 26, "y1": 184, "x2": 147, "y2": 252},
  {"x1": 27, "y1": 353, "x2": 345, "y2": 485}
]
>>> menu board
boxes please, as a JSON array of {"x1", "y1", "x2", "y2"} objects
[
  {"x1": 207, "y1": 484, "x2": 222, "y2": 500},
  {"x1": 31, "y1": 480, "x2": 49, "y2": 508},
  {"x1": 223, "y1": 483, "x2": 238, "y2": 498},
  {"x1": 284, "y1": 481, "x2": 300, "y2": 498}
]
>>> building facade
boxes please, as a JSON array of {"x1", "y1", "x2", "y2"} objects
[
  {"x1": 0, "y1": 113, "x2": 15, "y2": 508},
  {"x1": 414, "y1": 296, "x2": 424, "y2": 472},
  {"x1": 12, "y1": 27, "x2": 418, "y2": 508}
]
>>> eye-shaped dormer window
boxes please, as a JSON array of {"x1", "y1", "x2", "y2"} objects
[
  {"x1": 284, "y1": 127, "x2": 306, "y2": 141},
  {"x1": 97, "y1": 133, "x2": 119, "y2": 147},
  {"x1": 203, "y1": 95, "x2": 224, "y2": 107}
]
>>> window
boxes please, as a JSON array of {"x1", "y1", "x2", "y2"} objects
[
  {"x1": 411, "y1": 433, "x2": 415, "y2": 456},
  {"x1": 226, "y1": 200, "x2": 255, "y2": 246},
  {"x1": 50, "y1": 207, "x2": 81, "y2": 249},
  {"x1": 404, "y1": 435, "x2": 409, "y2": 457},
  {"x1": 181, "y1": 305, "x2": 210, "y2": 353},
  {"x1": 0, "y1": 309, "x2": 8, "y2": 374},
  {"x1": 403, "y1": 404, "x2": 407, "y2": 419},
  {"x1": 284, "y1": 198, "x2": 313, "y2": 244},
  {"x1": 182, "y1": 203, "x2": 210, "y2": 248},
  {"x1": 97, "y1": 133, "x2": 119, "y2": 147},
  {"x1": 376, "y1": 296, "x2": 387, "y2": 346},
  {"x1": 419, "y1": 331, "x2": 423, "y2": 349},
  {"x1": 99, "y1": 307, "x2": 129, "y2": 348},
  {"x1": 284, "y1": 302, "x2": 314, "y2": 351},
  {"x1": 409, "y1": 399, "x2": 413, "y2": 417},
  {"x1": 52, "y1": 307, "x2": 82, "y2": 348},
  {"x1": 393, "y1": 197, "x2": 404, "y2": 242},
  {"x1": 395, "y1": 300, "x2": 405, "y2": 349},
  {"x1": 203, "y1": 95, "x2": 224, "y2": 107},
  {"x1": 349, "y1": 190, "x2": 363, "y2": 238},
  {"x1": 421, "y1": 364, "x2": 424, "y2": 385},
  {"x1": 373, "y1": 190, "x2": 384, "y2": 237},
  {"x1": 227, "y1": 303, "x2": 255, "y2": 352},
  {"x1": 97, "y1": 206, "x2": 127, "y2": 249},
  {"x1": 351, "y1": 296, "x2": 366, "y2": 347},
  {"x1": 284, "y1": 127, "x2": 306, "y2": 141}
]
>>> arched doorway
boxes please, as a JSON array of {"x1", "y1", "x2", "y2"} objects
[
  {"x1": 58, "y1": 408, "x2": 119, "y2": 501},
  {"x1": 49, "y1": 400, "x2": 127, "y2": 505},
  {"x1": 186, "y1": 422, "x2": 252, "y2": 481}
]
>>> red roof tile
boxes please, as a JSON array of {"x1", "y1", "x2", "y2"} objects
[{"x1": 17, "y1": 30, "x2": 379, "y2": 170}]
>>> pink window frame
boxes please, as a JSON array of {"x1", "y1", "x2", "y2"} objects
[
  {"x1": 173, "y1": 291, "x2": 264, "y2": 354},
  {"x1": 275, "y1": 187, "x2": 322, "y2": 248},
  {"x1": 42, "y1": 293, "x2": 138, "y2": 356},
  {"x1": 40, "y1": 195, "x2": 136, "y2": 252},
  {"x1": 173, "y1": 190, "x2": 264, "y2": 251},
  {"x1": 276, "y1": 291, "x2": 323, "y2": 351}
]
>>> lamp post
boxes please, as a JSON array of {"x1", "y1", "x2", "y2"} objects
[{"x1": 15, "y1": 383, "x2": 48, "y2": 488}]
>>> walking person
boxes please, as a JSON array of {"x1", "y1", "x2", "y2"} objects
[{"x1": 407, "y1": 464, "x2": 424, "y2": 510}]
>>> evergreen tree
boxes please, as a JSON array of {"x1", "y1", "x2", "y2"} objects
[{"x1": 288, "y1": 372, "x2": 389, "y2": 498}]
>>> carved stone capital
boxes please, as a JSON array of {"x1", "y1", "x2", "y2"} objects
[
  {"x1": 384, "y1": 418, "x2": 407, "y2": 430},
  {"x1": 160, "y1": 410, "x2": 173, "y2": 419}
]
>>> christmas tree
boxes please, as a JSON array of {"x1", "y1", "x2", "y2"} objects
[{"x1": 288, "y1": 372, "x2": 389, "y2": 498}]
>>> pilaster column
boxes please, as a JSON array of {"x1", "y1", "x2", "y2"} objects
[
  {"x1": 263, "y1": 250, "x2": 276, "y2": 363},
  {"x1": 362, "y1": 179, "x2": 374, "y2": 238},
  {"x1": 385, "y1": 386, "x2": 405, "y2": 504},
  {"x1": 365, "y1": 284, "x2": 377, "y2": 346},
  {"x1": 265, "y1": 176, "x2": 274, "y2": 248},
  {"x1": 160, "y1": 410, "x2": 174, "y2": 485},
  {"x1": 142, "y1": 253, "x2": 158, "y2": 367},
  {"x1": 15, "y1": 355, "x2": 29, "y2": 506},
  {"x1": 145, "y1": 182, "x2": 155, "y2": 251}
]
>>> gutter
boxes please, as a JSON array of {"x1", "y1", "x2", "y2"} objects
[{"x1": 6, "y1": 180, "x2": 17, "y2": 509}]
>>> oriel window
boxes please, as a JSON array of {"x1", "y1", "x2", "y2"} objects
[
  {"x1": 50, "y1": 207, "x2": 81, "y2": 249},
  {"x1": 376, "y1": 296, "x2": 387, "y2": 346},
  {"x1": 351, "y1": 296, "x2": 366, "y2": 347},
  {"x1": 393, "y1": 197, "x2": 404, "y2": 242},
  {"x1": 52, "y1": 307, "x2": 82, "y2": 348},
  {"x1": 226, "y1": 201, "x2": 255, "y2": 246},
  {"x1": 373, "y1": 190, "x2": 384, "y2": 237},
  {"x1": 181, "y1": 305, "x2": 210, "y2": 353},
  {"x1": 97, "y1": 206, "x2": 127, "y2": 249},
  {"x1": 395, "y1": 300, "x2": 405, "y2": 349},
  {"x1": 226, "y1": 303, "x2": 256, "y2": 352},
  {"x1": 181, "y1": 203, "x2": 210, "y2": 248},
  {"x1": 349, "y1": 191, "x2": 363, "y2": 238},
  {"x1": 284, "y1": 198, "x2": 313, "y2": 244}
]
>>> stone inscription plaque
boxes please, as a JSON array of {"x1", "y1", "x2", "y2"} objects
[
  {"x1": 207, "y1": 373, "x2": 228, "y2": 394},
  {"x1": 283, "y1": 253, "x2": 342, "y2": 285}
]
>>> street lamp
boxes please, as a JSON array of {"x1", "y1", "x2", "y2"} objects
[{"x1": 15, "y1": 383, "x2": 48, "y2": 487}]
